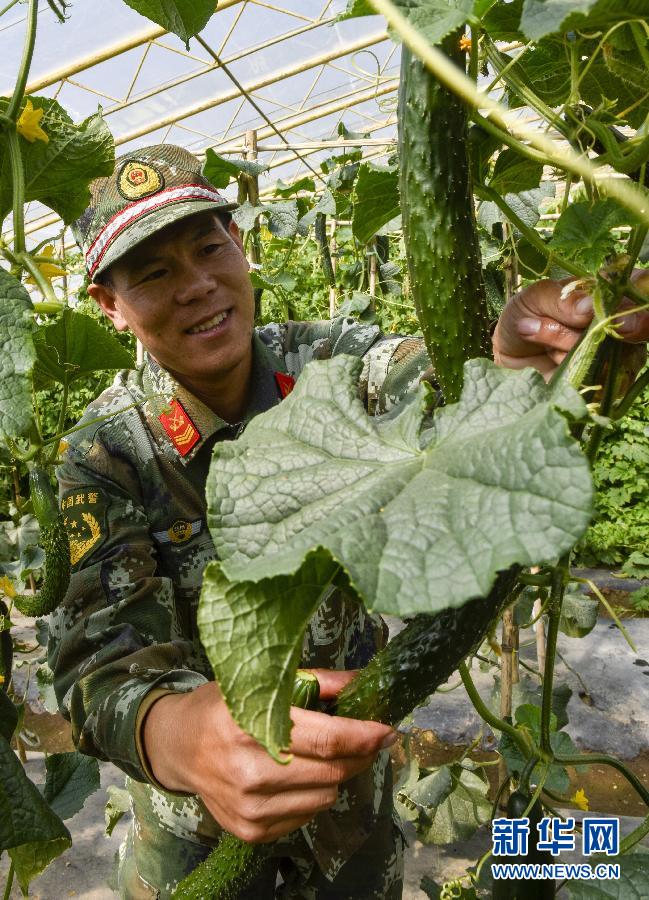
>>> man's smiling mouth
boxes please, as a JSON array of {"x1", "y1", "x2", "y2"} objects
[{"x1": 186, "y1": 310, "x2": 229, "y2": 334}]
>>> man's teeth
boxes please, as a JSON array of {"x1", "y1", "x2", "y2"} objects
[{"x1": 187, "y1": 310, "x2": 228, "y2": 334}]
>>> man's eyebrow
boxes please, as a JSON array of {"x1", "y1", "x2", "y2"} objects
[{"x1": 192, "y1": 222, "x2": 222, "y2": 241}]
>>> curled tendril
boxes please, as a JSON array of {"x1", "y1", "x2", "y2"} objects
[{"x1": 47, "y1": 0, "x2": 70, "y2": 23}]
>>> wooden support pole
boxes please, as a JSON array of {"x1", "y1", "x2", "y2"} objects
[{"x1": 329, "y1": 219, "x2": 337, "y2": 318}]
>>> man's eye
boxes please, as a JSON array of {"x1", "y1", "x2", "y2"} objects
[
  {"x1": 141, "y1": 269, "x2": 166, "y2": 283},
  {"x1": 201, "y1": 242, "x2": 224, "y2": 256}
]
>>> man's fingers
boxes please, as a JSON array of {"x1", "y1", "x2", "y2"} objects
[
  {"x1": 516, "y1": 316, "x2": 583, "y2": 353},
  {"x1": 613, "y1": 307, "x2": 649, "y2": 343},
  {"x1": 304, "y1": 668, "x2": 358, "y2": 699},
  {"x1": 289, "y1": 707, "x2": 396, "y2": 760}
]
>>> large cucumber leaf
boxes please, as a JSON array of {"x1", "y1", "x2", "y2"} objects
[
  {"x1": 122, "y1": 0, "x2": 216, "y2": 45},
  {"x1": 0, "y1": 735, "x2": 70, "y2": 892},
  {"x1": 352, "y1": 163, "x2": 400, "y2": 244},
  {"x1": 566, "y1": 851, "x2": 649, "y2": 898},
  {"x1": 521, "y1": 0, "x2": 649, "y2": 42},
  {"x1": 33, "y1": 308, "x2": 135, "y2": 388},
  {"x1": 43, "y1": 751, "x2": 100, "y2": 820},
  {"x1": 200, "y1": 356, "x2": 592, "y2": 756},
  {"x1": 0, "y1": 98, "x2": 113, "y2": 225},
  {"x1": 0, "y1": 269, "x2": 36, "y2": 442}
]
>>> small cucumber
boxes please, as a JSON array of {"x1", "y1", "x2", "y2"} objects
[{"x1": 14, "y1": 468, "x2": 70, "y2": 618}]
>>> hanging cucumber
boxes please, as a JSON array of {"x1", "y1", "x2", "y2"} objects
[
  {"x1": 314, "y1": 212, "x2": 336, "y2": 289},
  {"x1": 0, "y1": 600, "x2": 12, "y2": 690},
  {"x1": 399, "y1": 32, "x2": 492, "y2": 404},
  {"x1": 334, "y1": 568, "x2": 517, "y2": 723},
  {"x1": 14, "y1": 467, "x2": 70, "y2": 617},
  {"x1": 171, "y1": 669, "x2": 321, "y2": 900},
  {"x1": 492, "y1": 790, "x2": 556, "y2": 898}
]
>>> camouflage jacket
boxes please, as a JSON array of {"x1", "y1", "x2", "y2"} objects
[{"x1": 49, "y1": 316, "x2": 431, "y2": 879}]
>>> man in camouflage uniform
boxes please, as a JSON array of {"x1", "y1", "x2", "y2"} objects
[{"x1": 49, "y1": 144, "x2": 620, "y2": 898}]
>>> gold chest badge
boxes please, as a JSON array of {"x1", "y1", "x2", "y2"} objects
[
  {"x1": 61, "y1": 489, "x2": 107, "y2": 566},
  {"x1": 118, "y1": 160, "x2": 164, "y2": 200}
]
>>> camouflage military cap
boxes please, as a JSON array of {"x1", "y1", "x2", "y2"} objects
[{"x1": 72, "y1": 144, "x2": 238, "y2": 281}]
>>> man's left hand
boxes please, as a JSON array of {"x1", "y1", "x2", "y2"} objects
[{"x1": 493, "y1": 276, "x2": 649, "y2": 379}]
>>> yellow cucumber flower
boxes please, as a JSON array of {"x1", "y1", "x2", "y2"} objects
[{"x1": 17, "y1": 99, "x2": 49, "y2": 143}]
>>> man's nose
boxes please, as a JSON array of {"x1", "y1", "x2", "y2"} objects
[{"x1": 173, "y1": 265, "x2": 216, "y2": 304}]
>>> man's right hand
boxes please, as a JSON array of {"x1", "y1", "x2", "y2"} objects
[{"x1": 142, "y1": 671, "x2": 397, "y2": 843}]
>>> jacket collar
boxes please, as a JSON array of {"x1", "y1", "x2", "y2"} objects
[{"x1": 142, "y1": 333, "x2": 289, "y2": 465}]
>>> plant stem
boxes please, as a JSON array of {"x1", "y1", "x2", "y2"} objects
[
  {"x1": 3, "y1": 862, "x2": 14, "y2": 900},
  {"x1": 540, "y1": 560, "x2": 568, "y2": 755},
  {"x1": 366, "y1": 0, "x2": 649, "y2": 224},
  {"x1": 619, "y1": 811, "x2": 649, "y2": 854},
  {"x1": 458, "y1": 662, "x2": 531, "y2": 758},
  {"x1": 46, "y1": 379, "x2": 68, "y2": 466},
  {"x1": 0, "y1": 0, "x2": 21, "y2": 17},
  {"x1": 471, "y1": 110, "x2": 550, "y2": 167},
  {"x1": 555, "y1": 751, "x2": 649, "y2": 808},
  {"x1": 611, "y1": 365, "x2": 649, "y2": 420},
  {"x1": 19, "y1": 251, "x2": 58, "y2": 303},
  {"x1": 5, "y1": 0, "x2": 37, "y2": 121},
  {"x1": 6, "y1": 129, "x2": 25, "y2": 255}
]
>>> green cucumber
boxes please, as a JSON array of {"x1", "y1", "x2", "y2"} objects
[
  {"x1": 335, "y1": 568, "x2": 517, "y2": 723},
  {"x1": 492, "y1": 790, "x2": 555, "y2": 898},
  {"x1": 398, "y1": 33, "x2": 491, "y2": 404},
  {"x1": 171, "y1": 669, "x2": 321, "y2": 900},
  {"x1": 314, "y1": 212, "x2": 336, "y2": 289},
  {"x1": 14, "y1": 468, "x2": 70, "y2": 618}
]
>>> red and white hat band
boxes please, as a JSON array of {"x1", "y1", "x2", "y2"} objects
[{"x1": 86, "y1": 183, "x2": 227, "y2": 277}]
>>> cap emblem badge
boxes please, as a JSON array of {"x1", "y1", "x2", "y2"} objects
[{"x1": 118, "y1": 160, "x2": 164, "y2": 200}]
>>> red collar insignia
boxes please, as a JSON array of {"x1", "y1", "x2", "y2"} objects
[
  {"x1": 275, "y1": 372, "x2": 295, "y2": 399},
  {"x1": 159, "y1": 399, "x2": 200, "y2": 457}
]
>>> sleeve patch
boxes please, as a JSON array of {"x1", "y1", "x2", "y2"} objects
[{"x1": 60, "y1": 487, "x2": 108, "y2": 567}]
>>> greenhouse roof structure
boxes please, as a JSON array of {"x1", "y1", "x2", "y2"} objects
[{"x1": 1, "y1": 0, "x2": 400, "y2": 248}]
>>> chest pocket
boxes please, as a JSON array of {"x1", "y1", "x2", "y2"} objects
[{"x1": 152, "y1": 521, "x2": 216, "y2": 588}]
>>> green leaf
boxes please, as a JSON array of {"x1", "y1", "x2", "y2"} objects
[
  {"x1": 273, "y1": 176, "x2": 316, "y2": 198},
  {"x1": 122, "y1": 0, "x2": 216, "y2": 45},
  {"x1": 0, "y1": 98, "x2": 114, "y2": 224},
  {"x1": 208, "y1": 357, "x2": 592, "y2": 613},
  {"x1": 521, "y1": 0, "x2": 649, "y2": 42},
  {"x1": 499, "y1": 704, "x2": 581, "y2": 793},
  {"x1": 0, "y1": 735, "x2": 70, "y2": 889},
  {"x1": 0, "y1": 692, "x2": 18, "y2": 742},
  {"x1": 352, "y1": 164, "x2": 400, "y2": 244},
  {"x1": 482, "y1": 0, "x2": 523, "y2": 40},
  {"x1": 250, "y1": 270, "x2": 297, "y2": 294},
  {"x1": 233, "y1": 200, "x2": 264, "y2": 233},
  {"x1": 266, "y1": 201, "x2": 300, "y2": 239},
  {"x1": 33, "y1": 308, "x2": 135, "y2": 387},
  {"x1": 566, "y1": 851, "x2": 649, "y2": 898},
  {"x1": 478, "y1": 183, "x2": 554, "y2": 231},
  {"x1": 549, "y1": 198, "x2": 637, "y2": 272},
  {"x1": 559, "y1": 590, "x2": 599, "y2": 638},
  {"x1": 201, "y1": 356, "x2": 592, "y2": 754},
  {"x1": 203, "y1": 148, "x2": 269, "y2": 190},
  {"x1": 489, "y1": 150, "x2": 543, "y2": 196},
  {"x1": 105, "y1": 784, "x2": 131, "y2": 837},
  {"x1": 299, "y1": 189, "x2": 337, "y2": 229},
  {"x1": 394, "y1": 0, "x2": 475, "y2": 44},
  {"x1": 338, "y1": 0, "x2": 378, "y2": 19},
  {"x1": 0, "y1": 269, "x2": 36, "y2": 442},
  {"x1": 43, "y1": 751, "x2": 100, "y2": 820},
  {"x1": 347, "y1": 0, "x2": 476, "y2": 43},
  {"x1": 397, "y1": 763, "x2": 491, "y2": 844},
  {"x1": 198, "y1": 552, "x2": 341, "y2": 761}
]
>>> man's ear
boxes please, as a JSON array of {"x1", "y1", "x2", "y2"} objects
[
  {"x1": 87, "y1": 282, "x2": 130, "y2": 332},
  {"x1": 228, "y1": 219, "x2": 245, "y2": 254}
]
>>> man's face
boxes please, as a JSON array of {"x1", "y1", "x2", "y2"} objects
[{"x1": 89, "y1": 211, "x2": 255, "y2": 389}]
